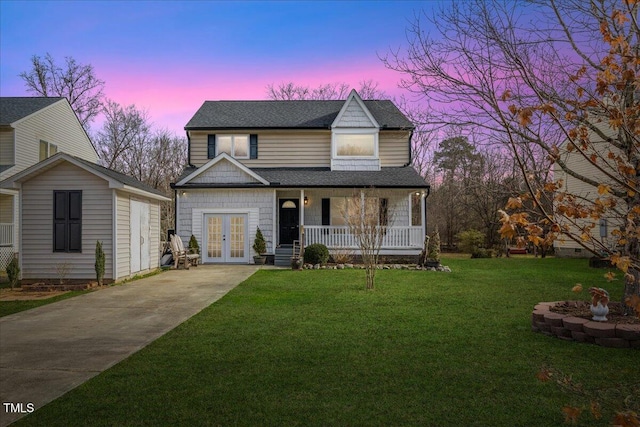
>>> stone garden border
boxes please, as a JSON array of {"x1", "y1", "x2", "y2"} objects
[{"x1": 532, "y1": 302, "x2": 640, "y2": 348}]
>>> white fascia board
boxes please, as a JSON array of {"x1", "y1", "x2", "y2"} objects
[{"x1": 175, "y1": 152, "x2": 269, "y2": 186}]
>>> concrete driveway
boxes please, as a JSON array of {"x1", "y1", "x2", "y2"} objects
[{"x1": 0, "y1": 265, "x2": 259, "y2": 426}]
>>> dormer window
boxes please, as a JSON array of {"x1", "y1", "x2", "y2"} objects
[
  {"x1": 335, "y1": 132, "x2": 376, "y2": 157},
  {"x1": 332, "y1": 129, "x2": 378, "y2": 159}
]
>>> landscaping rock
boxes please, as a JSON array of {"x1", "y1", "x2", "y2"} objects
[
  {"x1": 583, "y1": 321, "x2": 616, "y2": 338},
  {"x1": 615, "y1": 324, "x2": 640, "y2": 340},
  {"x1": 571, "y1": 330, "x2": 596, "y2": 343},
  {"x1": 337, "y1": 264, "x2": 344, "y2": 270},
  {"x1": 345, "y1": 264, "x2": 354, "y2": 269},
  {"x1": 543, "y1": 312, "x2": 565, "y2": 327},
  {"x1": 551, "y1": 326, "x2": 572, "y2": 338},
  {"x1": 562, "y1": 316, "x2": 589, "y2": 332}
]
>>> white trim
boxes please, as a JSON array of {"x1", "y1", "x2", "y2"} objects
[
  {"x1": 176, "y1": 152, "x2": 269, "y2": 186},
  {"x1": 331, "y1": 128, "x2": 379, "y2": 160},
  {"x1": 331, "y1": 89, "x2": 380, "y2": 129},
  {"x1": 193, "y1": 207, "x2": 257, "y2": 264},
  {"x1": 112, "y1": 190, "x2": 118, "y2": 280},
  {"x1": 272, "y1": 190, "x2": 277, "y2": 252}
]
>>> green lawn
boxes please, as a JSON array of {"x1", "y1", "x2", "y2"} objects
[
  {"x1": 0, "y1": 290, "x2": 92, "y2": 318},
  {"x1": 14, "y1": 257, "x2": 639, "y2": 426}
]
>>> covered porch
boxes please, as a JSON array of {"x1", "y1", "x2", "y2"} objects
[
  {"x1": 274, "y1": 188, "x2": 427, "y2": 255},
  {"x1": 0, "y1": 189, "x2": 18, "y2": 270}
]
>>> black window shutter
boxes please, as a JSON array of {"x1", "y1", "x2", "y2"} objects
[
  {"x1": 322, "y1": 199, "x2": 330, "y2": 226},
  {"x1": 207, "y1": 134, "x2": 216, "y2": 159},
  {"x1": 53, "y1": 191, "x2": 67, "y2": 252},
  {"x1": 53, "y1": 190, "x2": 82, "y2": 252},
  {"x1": 68, "y1": 191, "x2": 82, "y2": 252},
  {"x1": 250, "y1": 134, "x2": 258, "y2": 159},
  {"x1": 379, "y1": 198, "x2": 389, "y2": 226}
]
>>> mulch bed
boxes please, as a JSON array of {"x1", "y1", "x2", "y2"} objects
[{"x1": 550, "y1": 301, "x2": 640, "y2": 325}]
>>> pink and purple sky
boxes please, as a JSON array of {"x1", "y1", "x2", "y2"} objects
[{"x1": 0, "y1": 1, "x2": 440, "y2": 136}]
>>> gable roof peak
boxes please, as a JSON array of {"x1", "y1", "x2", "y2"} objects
[{"x1": 331, "y1": 89, "x2": 380, "y2": 129}]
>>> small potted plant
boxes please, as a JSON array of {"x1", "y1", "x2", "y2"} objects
[
  {"x1": 252, "y1": 227, "x2": 267, "y2": 265},
  {"x1": 425, "y1": 227, "x2": 442, "y2": 268},
  {"x1": 188, "y1": 234, "x2": 200, "y2": 254}
]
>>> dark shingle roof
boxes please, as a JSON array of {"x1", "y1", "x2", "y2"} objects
[
  {"x1": 185, "y1": 100, "x2": 413, "y2": 130},
  {"x1": 175, "y1": 166, "x2": 428, "y2": 189},
  {"x1": 72, "y1": 156, "x2": 169, "y2": 198},
  {"x1": 0, "y1": 97, "x2": 64, "y2": 125}
]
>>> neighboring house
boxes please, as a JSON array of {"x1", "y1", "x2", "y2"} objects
[
  {"x1": 0, "y1": 97, "x2": 98, "y2": 269},
  {"x1": 173, "y1": 89, "x2": 430, "y2": 265},
  {"x1": 1, "y1": 153, "x2": 170, "y2": 282},
  {"x1": 553, "y1": 123, "x2": 622, "y2": 258}
]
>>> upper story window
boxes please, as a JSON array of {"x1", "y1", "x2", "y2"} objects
[
  {"x1": 217, "y1": 135, "x2": 249, "y2": 158},
  {"x1": 39, "y1": 140, "x2": 57, "y2": 161},
  {"x1": 207, "y1": 134, "x2": 257, "y2": 160},
  {"x1": 332, "y1": 130, "x2": 378, "y2": 159}
]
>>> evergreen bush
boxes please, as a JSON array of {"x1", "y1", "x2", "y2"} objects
[
  {"x1": 6, "y1": 255, "x2": 20, "y2": 290},
  {"x1": 95, "y1": 240, "x2": 105, "y2": 285},
  {"x1": 303, "y1": 243, "x2": 329, "y2": 265}
]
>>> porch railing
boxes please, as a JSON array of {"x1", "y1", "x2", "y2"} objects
[
  {"x1": 305, "y1": 225, "x2": 423, "y2": 249},
  {"x1": 0, "y1": 223, "x2": 13, "y2": 246}
]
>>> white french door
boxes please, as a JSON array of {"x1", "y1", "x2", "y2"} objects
[{"x1": 203, "y1": 214, "x2": 249, "y2": 263}]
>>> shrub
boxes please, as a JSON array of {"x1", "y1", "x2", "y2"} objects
[
  {"x1": 471, "y1": 248, "x2": 494, "y2": 258},
  {"x1": 188, "y1": 235, "x2": 200, "y2": 254},
  {"x1": 95, "y1": 241, "x2": 105, "y2": 285},
  {"x1": 252, "y1": 227, "x2": 267, "y2": 255},
  {"x1": 427, "y1": 227, "x2": 441, "y2": 262},
  {"x1": 303, "y1": 243, "x2": 329, "y2": 265},
  {"x1": 457, "y1": 229, "x2": 486, "y2": 254},
  {"x1": 6, "y1": 255, "x2": 20, "y2": 289},
  {"x1": 330, "y1": 247, "x2": 354, "y2": 264}
]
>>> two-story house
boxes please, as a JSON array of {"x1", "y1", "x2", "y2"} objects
[
  {"x1": 173, "y1": 90, "x2": 430, "y2": 265},
  {"x1": 0, "y1": 97, "x2": 98, "y2": 268}
]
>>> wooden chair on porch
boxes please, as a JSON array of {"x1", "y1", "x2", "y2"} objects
[{"x1": 169, "y1": 235, "x2": 200, "y2": 269}]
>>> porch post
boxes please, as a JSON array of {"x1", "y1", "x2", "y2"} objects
[
  {"x1": 421, "y1": 191, "x2": 427, "y2": 237},
  {"x1": 300, "y1": 189, "x2": 305, "y2": 245},
  {"x1": 272, "y1": 190, "x2": 277, "y2": 251}
]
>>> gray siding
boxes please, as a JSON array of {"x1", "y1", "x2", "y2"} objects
[
  {"x1": 21, "y1": 162, "x2": 113, "y2": 280},
  {"x1": 191, "y1": 158, "x2": 260, "y2": 184},
  {"x1": 333, "y1": 99, "x2": 376, "y2": 128},
  {"x1": 114, "y1": 192, "x2": 162, "y2": 279},
  {"x1": 177, "y1": 189, "x2": 274, "y2": 257}
]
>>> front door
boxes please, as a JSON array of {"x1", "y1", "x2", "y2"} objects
[
  {"x1": 279, "y1": 199, "x2": 299, "y2": 245},
  {"x1": 204, "y1": 214, "x2": 249, "y2": 263}
]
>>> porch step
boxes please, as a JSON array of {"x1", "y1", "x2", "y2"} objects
[{"x1": 274, "y1": 245, "x2": 295, "y2": 267}]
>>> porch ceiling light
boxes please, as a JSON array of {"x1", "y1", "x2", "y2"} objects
[{"x1": 282, "y1": 200, "x2": 296, "y2": 209}]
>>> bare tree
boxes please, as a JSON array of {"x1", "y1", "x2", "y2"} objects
[
  {"x1": 19, "y1": 53, "x2": 105, "y2": 130},
  {"x1": 94, "y1": 100, "x2": 187, "y2": 237},
  {"x1": 382, "y1": 0, "x2": 640, "y2": 312},
  {"x1": 342, "y1": 189, "x2": 395, "y2": 290},
  {"x1": 266, "y1": 80, "x2": 386, "y2": 100}
]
